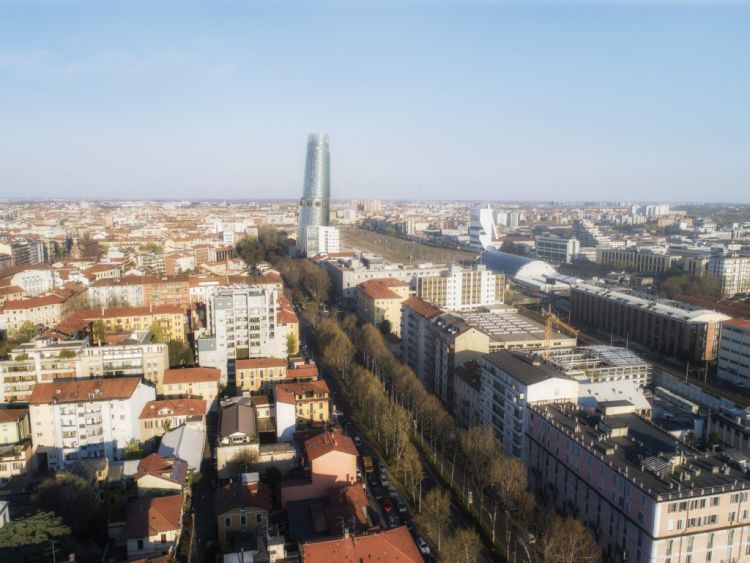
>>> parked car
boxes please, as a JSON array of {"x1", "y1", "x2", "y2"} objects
[
  {"x1": 382, "y1": 498, "x2": 394, "y2": 513},
  {"x1": 387, "y1": 486, "x2": 398, "y2": 498},
  {"x1": 416, "y1": 537, "x2": 430, "y2": 555},
  {"x1": 387, "y1": 514, "x2": 400, "y2": 528},
  {"x1": 396, "y1": 497, "x2": 407, "y2": 513},
  {"x1": 380, "y1": 474, "x2": 390, "y2": 488},
  {"x1": 356, "y1": 468, "x2": 362, "y2": 480},
  {"x1": 368, "y1": 473, "x2": 379, "y2": 487},
  {"x1": 373, "y1": 487, "x2": 384, "y2": 500},
  {"x1": 368, "y1": 506, "x2": 381, "y2": 527},
  {"x1": 377, "y1": 460, "x2": 386, "y2": 472},
  {"x1": 353, "y1": 435, "x2": 362, "y2": 448}
]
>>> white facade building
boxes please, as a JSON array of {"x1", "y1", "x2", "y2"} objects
[
  {"x1": 29, "y1": 377, "x2": 155, "y2": 470},
  {"x1": 198, "y1": 285, "x2": 286, "y2": 382},
  {"x1": 479, "y1": 351, "x2": 578, "y2": 458},
  {"x1": 534, "y1": 236, "x2": 580, "y2": 264},
  {"x1": 303, "y1": 226, "x2": 340, "y2": 257},
  {"x1": 718, "y1": 319, "x2": 750, "y2": 384},
  {"x1": 707, "y1": 248, "x2": 750, "y2": 297},
  {"x1": 468, "y1": 207, "x2": 498, "y2": 250}
]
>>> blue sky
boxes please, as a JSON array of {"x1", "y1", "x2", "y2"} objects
[{"x1": 0, "y1": 0, "x2": 748, "y2": 202}]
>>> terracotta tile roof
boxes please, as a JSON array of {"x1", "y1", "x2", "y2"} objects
[
  {"x1": 275, "y1": 380, "x2": 330, "y2": 405},
  {"x1": 304, "y1": 429, "x2": 356, "y2": 461},
  {"x1": 301, "y1": 526, "x2": 423, "y2": 562},
  {"x1": 286, "y1": 365, "x2": 319, "y2": 380},
  {"x1": 236, "y1": 357, "x2": 288, "y2": 370},
  {"x1": 139, "y1": 398, "x2": 207, "y2": 420},
  {"x1": 0, "y1": 408, "x2": 28, "y2": 424},
  {"x1": 675, "y1": 295, "x2": 750, "y2": 320},
  {"x1": 1, "y1": 293, "x2": 66, "y2": 311},
  {"x1": 126, "y1": 495, "x2": 182, "y2": 538},
  {"x1": 214, "y1": 480, "x2": 272, "y2": 516},
  {"x1": 134, "y1": 453, "x2": 188, "y2": 486},
  {"x1": 0, "y1": 285, "x2": 23, "y2": 296},
  {"x1": 163, "y1": 367, "x2": 220, "y2": 384},
  {"x1": 402, "y1": 297, "x2": 442, "y2": 319},
  {"x1": 358, "y1": 278, "x2": 408, "y2": 300},
  {"x1": 29, "y1": 377, "x2": 141, "y2": 405}
]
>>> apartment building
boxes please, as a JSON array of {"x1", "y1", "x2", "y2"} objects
[
  {"x1": 479, "y1": 351, "x2": 578, "y2": 458},
  {"x1": 535, "y1": 236, "x2": 581, "y2": 264},
  {"x1": 0, "y1": 266, "x2": 61, "y2": 296},
  {"x1": 707, "y1": 249, "x2": 750, "y2": 298},
  {"x1": 275, "y1": 380, "x2": 331, "y2": 442},
  {"x1": 717, "y1": 318, "x2": 750, "y2": 385},
  {"x1": 29, "y1": 377, "x2": 155, "y2": 470},
  {"x1": 235, "y1": 357, "x2": 288, "y2": 395},
  {"x1": 527, "y1": 402, "x2": 750, "y2": 562},
  {"x1": 355, "y1": 278, "x2": 410, "y2": 336},
  {"x1": 322, "y1": 255, "x2": 448, "y2": 305},
  {"x1": 401, "y1": 297, "x2": 442, "y2": 388},
  {"x1": 139, "y1": 398, "x2": 206, "y2": 441},
  {"x1": 64, "y1": 306, "x2": 187, "y2": 342},
  {"x1": 162, "y1": 367, "x2": 220, "y2": 408},
  {"x1": 215, "y1": 474, "x2": 272, "y2": 551},
  {"x1": 88, "y1": 275, "x2": 192, "y2": 309},
  {"x1": 303, "y1": 225, "x2": 340, "y2": 257},
  {"x1": 570, "y1": 282, "x2": 729, "y2": 362},
  {"x1": 415, "y1": 264, "x2": 503, "y2": 310},
  {"x1": 0, "y1": 286, "x2": 87, "y2": 331},
  {"x1": 0, "y1": 408, "x2": 30, "y2": 445},
  {"x1": 0, "y1": 339, "x2": 168, "y2": 403},
  {"x1": 572, "y1": 219, "x2": 612, "y2": 247},
  {"x1": 197, "y1": 285, "x2": 286, "y2": 382},
  {"x1": 596, "y1": 247, "x2": 681, "y2": 274}
]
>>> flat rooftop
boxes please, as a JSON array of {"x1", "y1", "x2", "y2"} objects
[
  {"x1": 456, "y1": 308, "x2": 573, "y2": 344},
  {"x1": 573, "y1": 282, "x2": 730, "y2": 324},
  {"x1": 533, "y1": 403, "x2": 750, "y2": 501}
]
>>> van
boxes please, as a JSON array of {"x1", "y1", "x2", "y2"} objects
[{"x1": 363, "y1": 456, "x2": 374, "y2": 473}]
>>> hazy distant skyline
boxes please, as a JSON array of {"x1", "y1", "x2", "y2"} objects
[{"x1": 1, "y1": 1, "x2": 748, "y2": 202}]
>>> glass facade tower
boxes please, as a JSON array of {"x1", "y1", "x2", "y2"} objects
[{"x1": 297, "y1": 134, "x2": 330, "y2": 255}]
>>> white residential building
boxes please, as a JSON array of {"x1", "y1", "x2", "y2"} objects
[
  {"x1": 197, "y1": 285, "x2": 286, "y2": 382},
  {"x1": 28, "y1": 376, "x2": 155, "y2": 470},
  {"x1": 415, "y1": 264, "x2": 503, "y2": 310},
  {"x1": 718, "y1": 318, "x2": 750, "y2": 384},
  {"x1": 0, "y1": 339, "x2": 168, "y2": 403},
  {"x1": 707, "y1": 248, "x2": 750, "y2": 297},
  {"x1": 479, "y1": 351, "x2": 578, "y2": 458},
  {"x1": 303, "y1": 225, "x2": 340, "y2": 257},
  {"x1": 534, "y1": 236, "x2": 580, "y2": 264}
]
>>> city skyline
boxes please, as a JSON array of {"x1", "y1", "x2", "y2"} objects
[{"x1": 1, "y1": 1, "x2": 748, "y2": 202}]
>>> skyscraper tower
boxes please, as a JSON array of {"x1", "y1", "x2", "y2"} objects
[{"x1": 297, "y1": 134, "x2": 331, "y2": 255}]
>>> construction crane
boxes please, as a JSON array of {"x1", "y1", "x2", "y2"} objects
[{"x1": 543, "y1": 304, "x2": 579, "y2": 361}]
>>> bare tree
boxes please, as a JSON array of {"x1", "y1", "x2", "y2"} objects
[
  {"x1": 441, "y1": 527, "x2": 483, "y2": 563},
  {"x1": 540, "y1": 515, "x2": 601, "y2": 563},
  {"x1": 416, "y1": 489, "x2": 451, "y2": 552}
]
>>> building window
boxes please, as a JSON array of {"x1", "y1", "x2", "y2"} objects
[
  {"x1": 256, "y1": 513, "x2": 263, "y2": 524},
  {"x1": 224, "y1": 517, "x2": 231, "y2": 527},
  {"x1": 137, "y1": 539, "x2": 144, "y2": 550},
  {"x1": 160, "y1": 534, "x2": 167, "y2": 543}
]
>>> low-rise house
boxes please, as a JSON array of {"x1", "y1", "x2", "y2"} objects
[
  {"x1": 0, "y1": 440, "x2": 32, "y2": 488},
  {"x1": 281, "y1": 430, "x2": 357, "y2": 508},
  {"x1": 134, "y1": 453, "x2": 188, "y2": 497},
  {"x1": 300, "y1": 526, "x2": 422, "y2": 562},
  {"x1": 162, "y1": 367, "x2": 220, "y2": 409},
  {"x1": 158, "y1": 425, "x2": 205, "y2": 471},
  {"x1": 275, "y1": 380, "x2": 331, "y2": 442},
  {"x1": 125, "y1": 494, "x2": 182, "y2": 560},
  {"x1": 215, "y1": 473, "x2": 272, "y2": 551},
  {"x1": 355, "y1": 278, "x2": 410, "y2": 336},
  {"x1": 235, "y1": 357, "x2": 287, "y2": 395},
  {"x1": 217, "y1": 400, "x2": 259, "y2": 478},
  {"x1": 139, "y1": 398, "x2": 206, "y2": 442}
]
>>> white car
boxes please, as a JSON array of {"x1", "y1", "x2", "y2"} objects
[{"x1": 416, "y1": 537, "x2": 430, "y2": 555}]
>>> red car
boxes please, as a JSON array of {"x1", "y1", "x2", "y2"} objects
[{"x1": 382, "y1": 498, "x2": 394, "y2": 513}]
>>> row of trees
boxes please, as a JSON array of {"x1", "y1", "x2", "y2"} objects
[{"x1": 315, "y1": 313, "x2": 600, "y2": 563}]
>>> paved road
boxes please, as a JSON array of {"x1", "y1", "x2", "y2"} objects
[
  {"x1": 193, "y1": 410, "x2": 219, "y2": 562},
  {"x1": 300, "y1": 314, "x2": 497, "y2": 562}
]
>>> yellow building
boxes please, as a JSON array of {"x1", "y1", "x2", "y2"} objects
[
  {"x1": 235, "y1": 357, "x2": 288, "y2": 395},
  {"x1": 355, "y1": 278, "x2": 410, "y2": 336},
  {"x1": 162, "y1": 367, "x2": 220, "y2": 406},
  {"x1": 59, "y1": 305, "x2": 188, "y2": 342},
  {"x1": 275, "y1": 380, "x2": 331, "y2": 427},
  {"x1": 215, "y1": 477, "x2": 272, "y2": 551}
]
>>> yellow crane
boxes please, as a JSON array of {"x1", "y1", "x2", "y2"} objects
[{"x1": 543, "y1": 304, "x2": 579, "y2": 360}]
